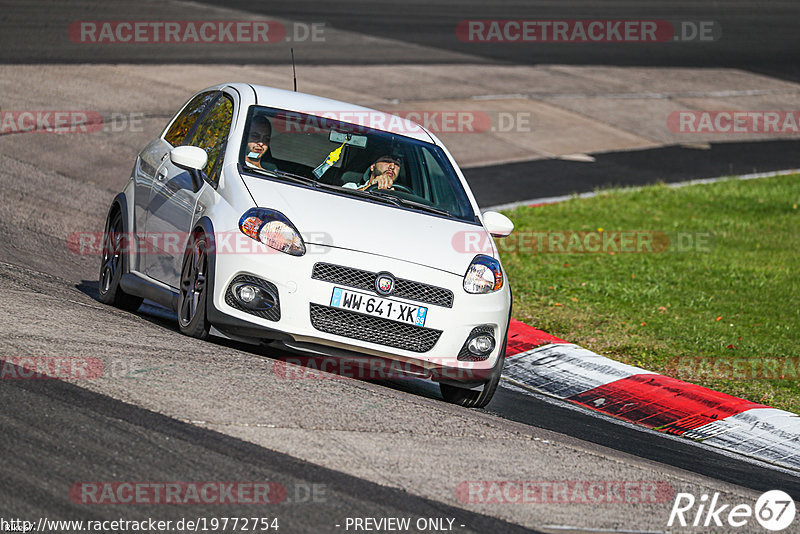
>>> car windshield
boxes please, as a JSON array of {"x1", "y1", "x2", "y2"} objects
[{"x1": 239, "y1": 106, "x2": 476, "y2": 222}]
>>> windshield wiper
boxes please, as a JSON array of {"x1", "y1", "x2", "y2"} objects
[
  {"x1": 246, "y1": 166, "x2": 318, "y2": 186},
  {"x1": 331, "y1": 186, "x2": 406, "y2": 207},
  {"x1": 368, "y1": 191, "x2": 453, "y2": 217}
]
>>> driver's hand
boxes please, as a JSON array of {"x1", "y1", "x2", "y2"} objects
[
  {"x1": 374, "y1": 174, "x2": 394, "y2": 189},
  {"x1": 361, "y1": 175, "x2": 395, "y2": 190}
]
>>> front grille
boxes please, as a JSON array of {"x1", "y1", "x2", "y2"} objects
[
  {"x1": 309, "y1": 304, "x2": 442, "y2": 353},
  {"x1": 225, "y1": 274, "x2": 281, "y2": 321},
  {"x1": 312, "y1": 262, "x2": 454, "y2": 308},
  {"x1": 457, "y1": 325, "x2": 496, "y2": 361}
]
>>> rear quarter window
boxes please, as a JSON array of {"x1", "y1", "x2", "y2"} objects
[{"x1": 163, "y1": 91, "x2": 218, "y2": 147}]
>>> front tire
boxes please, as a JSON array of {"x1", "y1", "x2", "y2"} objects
[
  {"x1": 439, "y1": 367, "x2": 502, "y2": 409},
  {"x1": 177, "y1": 231, "x2": 211, "y2": 339},
  {"x1": 439, "y1": 331, "x2": 507, "y2": 409},
  {"x1": 98, "y1": 208, "x2": 143, "y2": 312}
]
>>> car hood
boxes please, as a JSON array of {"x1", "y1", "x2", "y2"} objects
[{"x1": 241, "y1": 175, "x2": 495, "y2": 276}]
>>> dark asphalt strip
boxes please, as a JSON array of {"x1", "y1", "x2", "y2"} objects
[
  {"x1": 190, "y1": 0, "x2": 800, "y2": 75},
  {"x1": 0, "y1": 362, "x2": 539, "y2": 534},
  {"x1": 487, "y1": 386, "x2": 800, "y2": 501},
  {"x1": 464, "y1": 139, "x2": 800, "y2": 208},
  {"x1": 5, "y1": 1, "x2": 800, "y2": 80}
]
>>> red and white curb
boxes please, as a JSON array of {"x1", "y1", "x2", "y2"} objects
[{"x1": 501, "y1": 319, "x2": 800, "y2": 471}]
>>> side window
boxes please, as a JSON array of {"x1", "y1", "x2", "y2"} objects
[
  {"x1": 422, "y1": 146, "x2": 471, "y2": 218},
  {"x1": 163, "y1": 92, "x2": 218, "y2": 147},
  {"x1": 188, "y1": 96, "x2": 234, "y2": 185},
  {"x1": 421, "y1": 148, "x2": 445, "y2": 203}
]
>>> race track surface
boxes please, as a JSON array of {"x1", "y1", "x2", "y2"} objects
[{"x1": 2, "y1": 1, "x2": 799, "y2": 531}]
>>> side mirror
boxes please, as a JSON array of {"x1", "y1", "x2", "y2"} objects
[
  {"x1": 170, "y1": 145, "x2": 208, "y2": 171},
  {"x1": 170, "y1": 146, "x2": 208, "y2": 192},
  {"x1": 482, "y1": 211, "x2": 514, "y2": 237}
]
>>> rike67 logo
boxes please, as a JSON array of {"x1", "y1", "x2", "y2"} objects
[{"x1": 668, "y1": 490, "x2": 796, "y2": 531}]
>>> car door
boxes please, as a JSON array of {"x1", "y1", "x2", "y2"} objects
[
  {"x1": 134, "y1": 91, "x2": 218, "y2": 274},
  {"x1": 144, "y1": 93, "x2": 234, "y2": 288}
]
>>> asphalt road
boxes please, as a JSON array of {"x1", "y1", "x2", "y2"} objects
[
  {"x1": 199, "y1": 0, "x2": 800, "y2": 78},
  {"x1": 0, "y1": 147, "x2": 796, "y2": 530},
  {"x1": 2, "y1": 361, "x2": 537, "y2": 534},
  {"x1": 0, "y1": 257, "x2": 793, "y2": 532},
  {"x1": 465, "y1": 138, "x2": 800, "y2": 207},
  {"x1": 2, "y1": 1, "x2": 799, "y2": 531},
  {"x1": 2, "y1": 0, "x2": 800, "y2": 82},
  {"x1": 63, "y1": 282, "x2": 800, "y2": 501}
]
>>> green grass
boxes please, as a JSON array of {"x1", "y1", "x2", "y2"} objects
[{"x1": 501, "y1": 174, "x2": 800, "y2": 413}]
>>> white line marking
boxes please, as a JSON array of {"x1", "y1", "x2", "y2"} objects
[{"x1": 469, "y1": 88, "x2": 799, "y2": 101}]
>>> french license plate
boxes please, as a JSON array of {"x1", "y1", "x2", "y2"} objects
[{"x1": 329, "y1": 287, "x2": 427, "y2": 327}]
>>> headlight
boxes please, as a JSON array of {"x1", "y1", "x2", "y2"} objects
[
  {"x1": 463, "y1": 254, "x2": 503, "y2": 294},
  {"x1": 239, "y1": 208, "x2": 306, "y2": 256}
]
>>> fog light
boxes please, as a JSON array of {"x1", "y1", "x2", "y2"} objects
[
  {"x1": 238, "y1": 285, "x2": 257, "y2": 303},
  {"x1": 467, "y1": 334, "x2": 495, "y2": 356},
  {"x1": 233, "y1": 283, "x2": 276, "y2": 311}
]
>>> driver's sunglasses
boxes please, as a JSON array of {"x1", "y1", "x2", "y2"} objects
[{"x1": 248, "y1": 132, "x2": 271, "y2": 143}]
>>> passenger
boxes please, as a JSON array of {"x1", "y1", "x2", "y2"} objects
[{"x1": 244, "y1": 115, "x2": 277, "y2": 171}]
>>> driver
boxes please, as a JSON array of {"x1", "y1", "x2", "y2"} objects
[{"x1": 343, "y1": 155, "x2": 401, "y2": 190}]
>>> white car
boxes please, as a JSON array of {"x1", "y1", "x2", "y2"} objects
[{"x1": 99, "y1": 83, "x2": 514, "y2": 408}]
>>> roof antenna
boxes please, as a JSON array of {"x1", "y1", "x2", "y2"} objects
[{"x1": 291, "y1": 48, "x2": 297, "y2": 92}]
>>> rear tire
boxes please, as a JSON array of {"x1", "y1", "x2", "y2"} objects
[
  {"x1": 177, "y1": 231, "x2": 211, "y2": 340},
  {"x1": 98, "y1": 208, "x2": 143, "y2": 312}
]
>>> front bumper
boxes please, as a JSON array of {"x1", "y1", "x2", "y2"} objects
[{"x1": 209, "y1": 242, "x2": 511, "y2": 373}]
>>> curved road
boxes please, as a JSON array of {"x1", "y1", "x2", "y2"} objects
[{"x1": 1, "y1": 1, "x2": 799, "y2": 532}]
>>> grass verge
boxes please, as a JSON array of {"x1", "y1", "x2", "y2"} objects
[{"x1": 501, "y1": 174, "x2": 800, "y2": 413}]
